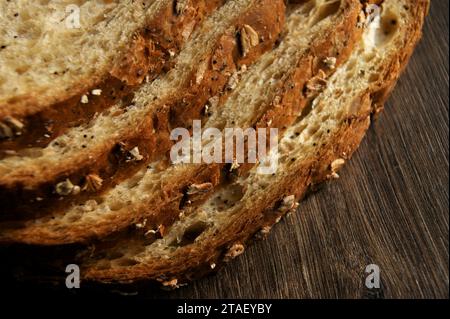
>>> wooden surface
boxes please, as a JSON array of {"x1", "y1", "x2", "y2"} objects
[{"x1": 149, "y1": 0, "x2": 449, "y2": 299}]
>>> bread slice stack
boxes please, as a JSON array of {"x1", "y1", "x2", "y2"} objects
[
  {"x1": 0, "y1": 0, "x2": 227, "y2": 152},
  {"x1": 0, "y1": 0, "x2": 429, "y2": 288}
]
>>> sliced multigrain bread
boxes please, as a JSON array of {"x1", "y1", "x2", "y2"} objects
[
  {"x1": 79, "y1": 0, "x2": 430, "y2": 285},
  {"x1": 0, "y1": 0, "x2": 226, "y2": 152},
  {"x1": 0, "y1": 0, "x2": 285, "y2": 217},
  {"x1": 0, "y1": 0, "x2": 363, "y2": 245}
]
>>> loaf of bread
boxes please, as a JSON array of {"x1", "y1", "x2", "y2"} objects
[{"x1": 0, "y1": 0, "x2": 429, "y2": 288}]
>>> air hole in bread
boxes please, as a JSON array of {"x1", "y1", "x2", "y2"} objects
[
  {"x1": 309, "y1": 0, "x2": 341, "y2": 26},
  {"x1": 307, "y1": 125, "x2": 320, "y2": 137},
  {"x1": 109, "y1": 200, "x2": 125, "y2": 211},
  {"x1": 175, "y1": 221, "x2": 210, "y2": 247},
  {"x1": 345, "y1": 71, "x2": 355, "y2": 81},
  {"x1": 271, "y1": 71, "x2": 285, "y2": 81},
  {"x1": 381, "y1": 12, "x2": 400, "y2": 37},
  {"x1": 114, "y1": 258, "x2": 139, "y2": 267},
  {"x1": 126, "y1": 168, "x2": 147, "y2": 188},
  {"x1": 294, "y1": 123, "x2": 308, "y2": 135},
  {"x1": 17, "y1": 147, "x2": 43, "y2": 158},
  {"x1": 51, "y1": 139, "x2": 66, "y2": 149},
  {"x1": 368, "y1": 73, "x2": 380, "y2": 83},
  {"x1": 297, "y1": 0, "x2": 317, "y2": 16},
  {"x1": 143, "y1": 181, "x2": 159, "y2": 193},
  {"x1": 283, "y1": 141, "x2": 296, "y2": 152},
  {"x1": 15, "y1": 65, "x2": 30, "y2": 75},
  {"x1": 217, "y1": 184, "x2": 245, "y2": 207},
  {"x1": 335, "y1": 109, "x2": 345, "y2": 119},
  {"x1": 106, "y1": 250, "x2": 124, "y2": 261},
  {"x1": 364, "y1": 52, "x2": 376, "y2": 62},
  {"x1": 346, "y1": 59, "x2": 357, "y2": 72},
  {"x1": 65, "y1": 213, "x2": 82, "y2": 223}
]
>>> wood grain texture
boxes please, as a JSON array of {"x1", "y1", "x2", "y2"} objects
[{"x1": 140, "y1": 0, "x2": 448, "y2": 299}]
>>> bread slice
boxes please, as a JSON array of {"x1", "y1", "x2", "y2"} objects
[
  {"x1": 0, "y1": 0, "x2": 363, "y2": 245},
  {"x1": 0, "y1": 0, "x2": 286, "y2": 217},
  {"x1": 80, "y1": 0, "x2": 430, "y2": 285},
  {"x1": 0, "y1": 0, "x2": 226, "y2": 153}
]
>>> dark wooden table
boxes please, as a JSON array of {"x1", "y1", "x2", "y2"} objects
[{"x1": 144, "y1": 0, "x2": 449, "y2": 299}]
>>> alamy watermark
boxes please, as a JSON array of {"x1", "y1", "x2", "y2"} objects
[
  {"x1": 64, "y1": 5, "x2": 81, "y2": 29},
  {"x1": 365, "y1": 264, "x2": 381, "y2": 289},
  {"x1": 170, "y1": 120, "x2": 279, "y2": 175},
  {"x1": 65, "y1": 264, "x2": 80, "y2": 289},
  {"x1": 48, "y1": 5, "x2": 81, "y2": 29}
]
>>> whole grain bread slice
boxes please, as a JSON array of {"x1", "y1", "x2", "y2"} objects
[
  {"x1": 0, "y1": 0, "x2": 363, "y2": 245},
  {"x1": 0, "y1": 0, "x2": 226, "y2": 153},
  {"x1": 79, "y1": 0, "x2": 430, "y2": 285},
  {"x1": 0, "y1": 0, "x2": 286, "y2": 217}
]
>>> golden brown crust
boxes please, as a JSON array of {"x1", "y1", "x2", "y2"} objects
[
  {"x1": 0, "y1": 0, "x2": 286, "y2": 220},
  {"x1": 82, "y1": 0, "x2": 430, "y2": 284},
  {"x1": 0, "y1": 0, "x2": 226, "y2": 154}
]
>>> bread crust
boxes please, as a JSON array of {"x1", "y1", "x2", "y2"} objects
[
  {"x1": 0, "y1": 0, "x2": 286, "y2": 219},
  {"x1": 82, "y1": 0, "x2": 430, "y2": 284},
  {"x1": 0, "y1": 0, "x2": 363, "y2": 245},
  {"x1": 0, "y1": 0, "x2": 226, "y2": 154}
]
